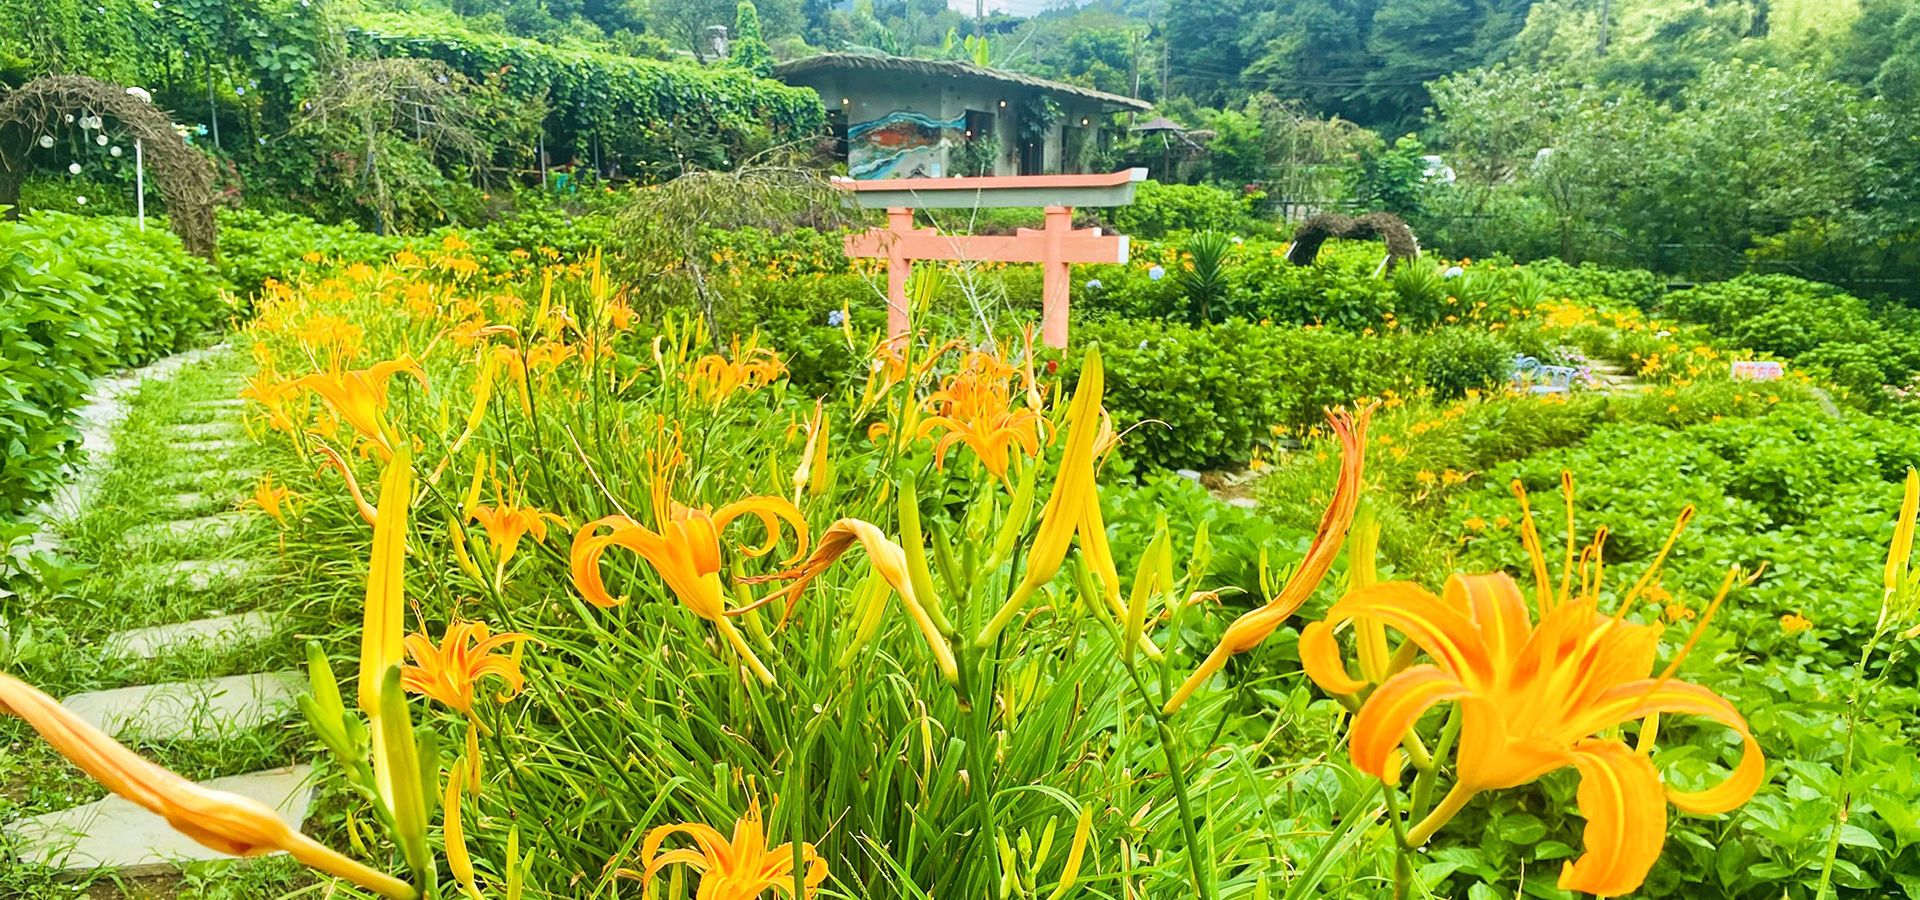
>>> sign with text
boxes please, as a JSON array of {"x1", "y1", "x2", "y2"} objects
[{"x1": 1730, "y1": 361, "x2": 1785, "y2": 382}]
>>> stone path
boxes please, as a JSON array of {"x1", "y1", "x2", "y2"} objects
[
  {"x1": 1586, "y1": 358, "x2": 1647, "y2": 394},
  {"x1": 3, "y1": 353, "x2": 315, "y2": 878}
]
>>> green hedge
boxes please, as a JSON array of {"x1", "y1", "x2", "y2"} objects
[
  {"x1": 347, "y1": 12, "x2": 826, "y2": 178},
  {"x1": 1663, "y1": 274, "x2": 1920, "y2": 402},
  {"x1": 0, "y1": 212, "x2": 226, "y2": 512}
]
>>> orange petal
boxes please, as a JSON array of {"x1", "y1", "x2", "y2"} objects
[
  {"x1": 1557, "y1": 739, "x2": 1667, "y2": 898},
  {"x1": 1326, "y1": 581, "x2": 1495, "y2": 688},
  {"x1": 1348, "y1": 665, "x2": 1469, "y2": 781},
  {"x1": 1449, "y1": 573, "x2": 1532, "y2": 669},
  {"x1": 1300, "y1": 620, "x2": 1368, "y2": 696},
  {"x1": 1577, "y1": 680, "x2": 1765, "y2": 815}
]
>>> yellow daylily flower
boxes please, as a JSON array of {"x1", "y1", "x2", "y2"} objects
[
  {"x1": 1162, "y1": 406, "x2": 1370, "y2": 714},
  {"x1": 240, "y1": 371, "x2": 305, "y2": 435},
  {"x1": 0, "y1": 673, "x2": 414, "y2": 899},
  {"x1": 624, "y1": 795, "x2": 827, "y2": 900},
  {"x1": 1327, "y1": 572, "x2": 1763, "y2": 897},
  {"x1": 401, "y1": 620, "x2": 530, "y2": 717},
  {"x1": 467, "y1": 498, "x2": 566, "y2": 588},
  {"x1": 294, "y1": 357, "x2": 428, "y2": 460},
  {"x1": 571, "y1": 495, "x2": 808, "y2": 684}
]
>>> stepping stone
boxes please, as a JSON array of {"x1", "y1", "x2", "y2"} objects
[
  {"x1": 162, "y1": 467, "x2": 264, "y2": 491},
  {"x1": 165, "y1": 492, "x2": 228, "y2": 514},
  {"x1": 193, "y1": 398, "x2": 248, "y2": 410},
  {"x1": 171, "y1": 422, "x2": 242, "y2": 439},
  {"x1": 139, "y1": 558, "x2": 271, "y2": 591},
  {"x1": 5, "y1": 764, "x2": 315, "y2": 875},
  {"x1": 176, "y1": 438, "x2": 248, "y2": 456},
  {"x1": 102, "y1": 612, "x2": 278, "y2": 661},
  {"x1": 58, "y1": 672, "x2": 304, "y2": 741},
  {"x1": 124, "y1": 513, "x2": 259, "y2": 548}
]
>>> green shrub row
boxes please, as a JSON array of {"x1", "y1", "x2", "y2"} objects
[
  {"x1": 0, "y1": 212, "x2": 226, "y2": 513},
  {"x1": 1662, "y1": 274, "x2": 1920, "y2": 402},
  {"x1": 346, "y1": 11, "x2": 826, "y2": 178}
]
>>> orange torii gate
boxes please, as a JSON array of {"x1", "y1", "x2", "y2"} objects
[{"x1": 835, "y1": 169, "x2": 1146, "y2": 348}]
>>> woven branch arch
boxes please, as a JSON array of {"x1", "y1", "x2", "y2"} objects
[
  {"x1": 0, "y1": 75, "x2": 218, "y2": 257},
  {"x1": 1284, "y1": 212, "x2": 1421, "y2": 271}
]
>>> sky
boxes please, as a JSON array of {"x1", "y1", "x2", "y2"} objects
[{"x1": 944, "y1": 0, "x2": 1063, "y2": 16}]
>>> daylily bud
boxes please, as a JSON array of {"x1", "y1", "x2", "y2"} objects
[
  {"x1": 897, "y1": 471, "x2": 954, "y2": 635},
  {"x1": 377, "y1": 667, "x2": 436, "y2": 894},
  {"x1": 1046, "y1": 807, "x2": 1094, "y2": 900}
]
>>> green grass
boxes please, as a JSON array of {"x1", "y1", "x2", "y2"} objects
[{"x1": 0, "y1": 348, "x2": 336, "y2": 899}]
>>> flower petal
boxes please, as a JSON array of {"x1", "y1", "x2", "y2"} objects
[
  {"x1": 1557, "y1": 738, "x2": 1667, "y2": 898},
  {"x1": 1349, "y1": 665, "x2": 1470, "y2": 781}
]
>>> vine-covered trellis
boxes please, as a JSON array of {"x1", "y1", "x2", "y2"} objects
[
  {"x1": 1284, "y1": 211, "x2": 1421, "y2": 271},
  {"x1": 0, "y1": 75, "x2": 219, "y2": 257}
]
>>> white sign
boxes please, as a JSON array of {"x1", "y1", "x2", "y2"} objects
[{"x1": 1730, "y1": 361, "x2": 1784, "y2": 382}]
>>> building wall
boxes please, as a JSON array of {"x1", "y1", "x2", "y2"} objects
[{"x1": 784, "y1": 69, "x2": 1110, "y2": 179}]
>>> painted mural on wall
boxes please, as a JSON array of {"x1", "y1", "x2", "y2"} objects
[{"x1": 849, "y1": 110, "x2": 965, "y2": 179}]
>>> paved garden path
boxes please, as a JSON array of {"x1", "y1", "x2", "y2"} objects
[{"x1": 3, "y1": 352, "x2": 314, "y2": 878}]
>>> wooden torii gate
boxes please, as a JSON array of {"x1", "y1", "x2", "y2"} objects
[{"x1": 836, "y1": 169, "x2": 1146, "y2": 349}]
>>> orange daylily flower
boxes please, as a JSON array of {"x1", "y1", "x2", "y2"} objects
[
  {"x1": 243, "y1": 473, "x2": 299, "y2": 525},
  {"x1": 918, "y1": 349, "x2": 1043, "y2": 481},
  {"x1": 294, "y1": 358, "x2": 428, "y2": 459},
  {"x1": 1319, "y1": 571, "x2": 1763, "y2": 897},
  {"x1": 0, "y1": 673, "x2": 415, "y2": 899},
  {"x1": 401, "y1": 621, "x2": 529, "y2": 716},
  {"x1": 749, "y1": 518, "x2": 958, "y2": 682},
  {"x1": 625, "y1": 795, "x2": 827, "y2": 900},
  {"x1": 469, "y1": 501, "x2": 565, "y2": 574},
  {"x1": 1162, "y1": 406, "x2": 1371, "y2": 714},
  {"x1": 240, "y1": 371, "x2": 305, "y2": 435},
  {"x1": 571, "y1": 495, "x2": 808, "y2": 684},
  {"x1": 686, "y1": 338, "x2": 786, "y2": 405}
]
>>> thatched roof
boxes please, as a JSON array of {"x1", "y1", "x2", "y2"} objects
[{"x1": 774, "y1": 52, "x2": 1152, "y2": 112}]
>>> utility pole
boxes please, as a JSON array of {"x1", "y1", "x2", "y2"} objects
[
  {"x1": 976, "y1": 0, "x2": 984, "y2": 40},
  {"x1": 1597, "y1": 0, "x2": 1611, "y2": 56}
]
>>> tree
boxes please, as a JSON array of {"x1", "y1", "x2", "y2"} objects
[{"x1": 730, "y1": 1, "x2": 775, "y2": 76}]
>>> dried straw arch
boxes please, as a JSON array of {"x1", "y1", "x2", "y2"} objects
[
  {"x1": 0, "y1": 75, "x2": 218, "y2": 258},
  {"x1": 1284, "y1": 212, "x2": 1421, "y2": 271}
]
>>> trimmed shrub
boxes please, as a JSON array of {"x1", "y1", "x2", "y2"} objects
[{"x1": 0, "y1": 212, "x2": 226, "y2": 511}]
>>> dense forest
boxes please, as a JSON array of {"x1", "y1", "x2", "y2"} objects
[{"x1": 4, "y1": 0, "x2": 1919, "y2": 293}]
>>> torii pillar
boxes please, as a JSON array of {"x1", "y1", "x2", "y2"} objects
[{"x1": 836, "y1": 169, "x2": 1147, "y2": 349}]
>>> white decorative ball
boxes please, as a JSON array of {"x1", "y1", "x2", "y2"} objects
[
  {"x1": 110, "y1": 146, "x2": 123, "y2": 157},
  {"x1": 75, "y1": 196, "x2": 87, "y2": 206},
  {"x1": 38, "y1": 135, "x2": 54, "y2": 148},
  {"x1": 68, "y1": 162, "x2": 82, "y2": 175},
  {"x1": 96, "y1": 134, "x2": 109, "y2": 146}
]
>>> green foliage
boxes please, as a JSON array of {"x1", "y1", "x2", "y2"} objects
[
  {"x1": 1100, "y1": 180, "x2": 1264, "y2": 239},
  {"x1": 347, "y1": 12, "x2": 825, "y2": 180},
  {"x1": 1411, "y1": 328, "x2": 1511, "y2": 399},
  {"x1": 1059, "y1": 318, "x2": 1414, "y2": 471},
  {"x1": 0, "y1": 212, "x2": 225, "y2": 512},
  {"x1": 1664, "y1": 274, "x2": 1920, "y2": 402},
  {"x1": 1174, "y1": 230, "x2": 1232, "y2": 324},
  {"x1": 1348, "y1": 133, "x2": 1431, "y2": 217},
  {"x1": 728, "y1": 1, "x2": 775, "y2": 77}
]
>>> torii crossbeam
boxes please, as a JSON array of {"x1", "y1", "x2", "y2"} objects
[{"x1": 835, "y1": 169, "x2": 1146, "y2": 349}]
